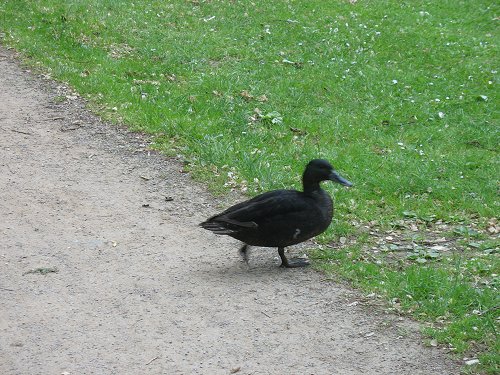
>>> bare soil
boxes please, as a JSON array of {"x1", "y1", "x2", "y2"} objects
[{"x1": 0, "y1": 47, "x2": 461, "y2": 375}]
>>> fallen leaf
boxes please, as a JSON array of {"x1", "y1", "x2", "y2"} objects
[
  {"x1": 165, "y1": 74, "x2": 176, "y2": 82},
  {"x1": 289, "y1": 127, "x2": 307, "y2": 135},
  {"x1": 487, "y1": 225, "x2": 498, "y2": 234},
  {"x1": 425, "y1": 251, "x2": 440, "y2": 259},
  {"x1": 453, "y1": 226, "x2": 480, "y2": 237},
  {"x1": 403, "y1": 211, "x2": 417, "y2": 218},
  {"x1": 240, "y1": 90, "x2": 254, "y2": 101},
  {"x1": 261, "y1": 111, "x2": 283, "y2": 126}
]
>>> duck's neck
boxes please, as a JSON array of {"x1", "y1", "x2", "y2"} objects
[{"x1": 302, "y1": 176, "x2": 322, "y2": 195}]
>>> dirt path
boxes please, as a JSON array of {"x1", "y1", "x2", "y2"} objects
[{"x1": 0, "y1": 48, "x2": 461, "y2": 375}]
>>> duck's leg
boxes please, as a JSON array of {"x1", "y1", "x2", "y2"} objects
[
  {"x1": 239, "y1": 243, "x2": 250, "y2": 264},
  {"x1": 278, "y1": 247, "x2": 309, "y2": 268}
]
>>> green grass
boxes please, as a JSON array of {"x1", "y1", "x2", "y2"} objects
[
  {"x1": 1, "y1": 0, "x2": 498, "y2": 372},
  {"x1": 313, "y1": 240, "x2": 499, "y2": 373}
]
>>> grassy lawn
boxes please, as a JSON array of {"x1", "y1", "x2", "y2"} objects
[{"x1": 1, "y1": 0, "x2": 498, "y2": 372}]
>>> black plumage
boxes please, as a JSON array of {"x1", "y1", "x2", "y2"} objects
[{"x1": 200, "y1": 159, "x2": 352, "y2": 268}]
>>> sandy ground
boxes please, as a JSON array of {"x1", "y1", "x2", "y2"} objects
[{"x1": 0, "y1": 47, "x2": 461, "y2": 375}]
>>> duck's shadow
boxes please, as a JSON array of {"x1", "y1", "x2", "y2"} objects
[{"x1": 194, "y1": 248, "x2": 312, "y2": 284}]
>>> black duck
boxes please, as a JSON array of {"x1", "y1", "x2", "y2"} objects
[{"x1": 200, "y1": 159, "x2": 352, "y2": 268}]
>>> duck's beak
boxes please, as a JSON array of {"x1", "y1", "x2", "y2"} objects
[{"x1": 329, "y1": 171, "x2": 353, "y2": 187}]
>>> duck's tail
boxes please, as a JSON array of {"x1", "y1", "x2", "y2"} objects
[
  {"x1": 199, "y1": 220, "x2": 235, "y2": 235},
  {"x1": 199, "y1": 217, "x2": 257, "y2": 235}
]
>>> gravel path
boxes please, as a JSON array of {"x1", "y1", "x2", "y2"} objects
[{"x1": 0, "y1": 48, "x2": 461, "y2": 375}]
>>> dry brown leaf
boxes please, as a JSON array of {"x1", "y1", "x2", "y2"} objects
[{"x1": 240, "y1": 90, "x2": 254, "y2": 101}]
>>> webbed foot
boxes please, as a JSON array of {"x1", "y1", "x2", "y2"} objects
[
  {"x1": 280, "y1": 258, "x2": 310, "y2": 268},
  {"x1": 278, "y1": 247, "x2": 309, "y2": 268}
]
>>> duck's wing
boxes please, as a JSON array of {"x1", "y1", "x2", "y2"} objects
[{"x1": 202, "y1": 190, "x2": 309, "y2": 231}]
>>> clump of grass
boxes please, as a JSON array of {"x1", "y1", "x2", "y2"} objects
[
  {"x1": 313, "y1": 231, "x2": 499, "y2": 374},
  {"x1": 23, "y1": 267, "x2": 59, "y2": 275}
]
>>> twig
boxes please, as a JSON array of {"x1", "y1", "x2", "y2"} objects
[
  {"x1": 44, "y1": 117, "x2": 65, "y2": 121},
  {"x1": 11, "y1": 129, "x2": 33, "y2": 136},
  {"x1": 145, "y1": 356, "x2": 159, "y2": 365},
  {"x1": 23, "y1": 267, "x2": 58, "y2": 275},
  {"x1": 6, "y1": 164, "x2": 15, "y2": 174},
  {"x1": 60, "y1": 124, "x2": 81, "y2": 132},
  {"x1": 480, "y1": 305, "x2": 500, "y2": 315},
  {"x1": 0, "y1": 287, "x2": 15, "y2": 292},
  {"x1": 261, "y1": 311, "x2": 271, "y2": 318}
]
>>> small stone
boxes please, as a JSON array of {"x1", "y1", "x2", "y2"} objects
[
  {"x1": 430, "y1": 245, "x2": 447, "y2": 251},
  {"x1": 465, "y1": 359, "x2": 479, "y2": 366}
]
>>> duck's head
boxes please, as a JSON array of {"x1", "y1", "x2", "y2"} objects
[{"x1": 303, "y1": 159, "x2": 353, "y2": 187}]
